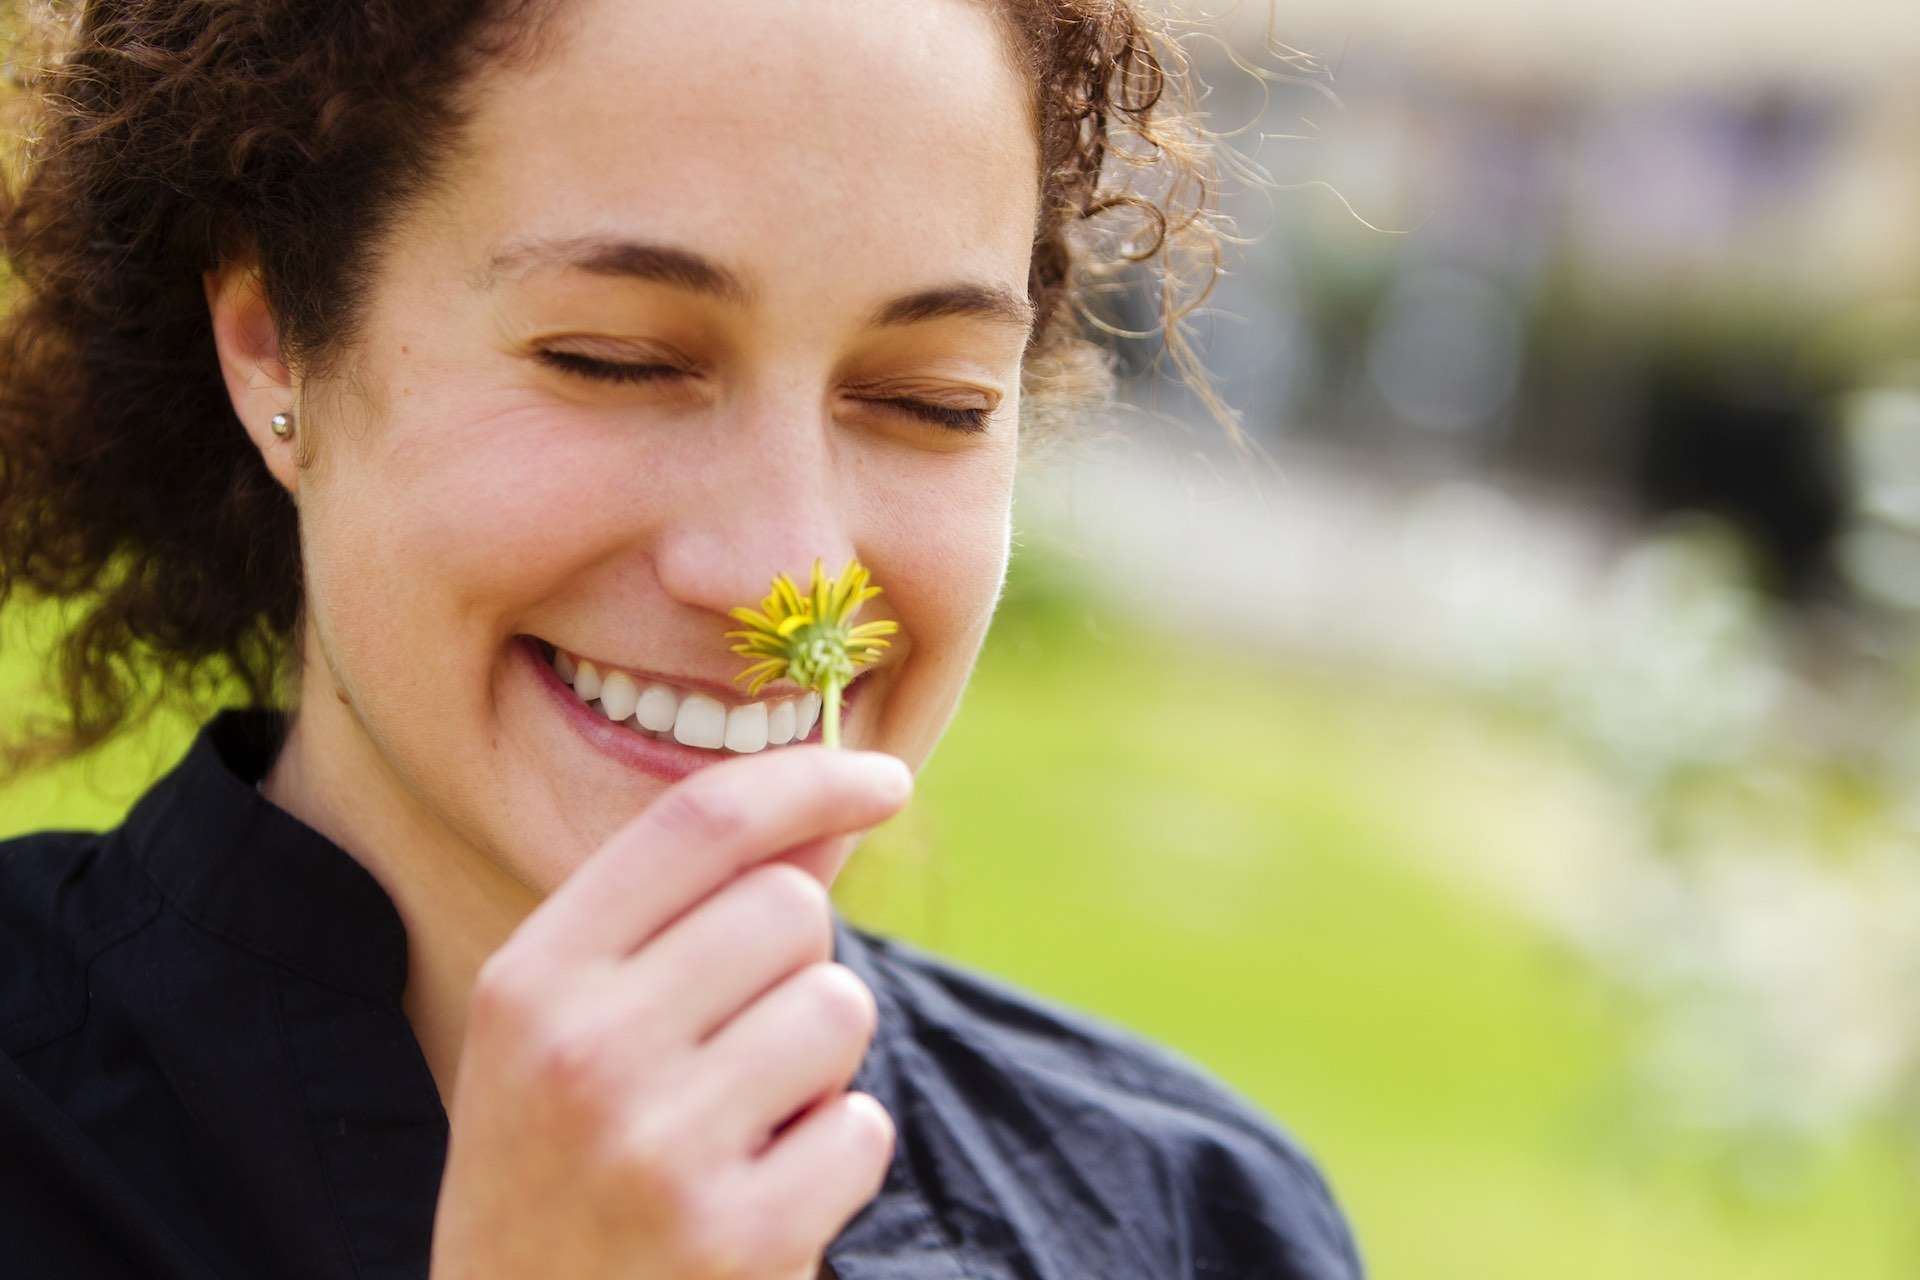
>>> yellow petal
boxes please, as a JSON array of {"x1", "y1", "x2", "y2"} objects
[
  {"x1": 810, "y1": 559, "x2": 831, "y2": 620},
  {"x1": 774, "y1": 575, "x2": 806, "y2": 620},
  {"x1": 825, "y1": 561, "x2": 855, "y2": 614},
  {"x1": 728, "y1": 607, "x2": 779, "y2": 632},
  {"x1": 846, "y1": 560, "x2": 873, "y2": 611}
]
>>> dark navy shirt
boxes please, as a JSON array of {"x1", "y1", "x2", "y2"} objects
[{"x1": 0, "y1": 706, "x2": 1364, "y2": 1279}]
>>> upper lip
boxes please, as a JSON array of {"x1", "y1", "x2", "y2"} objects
[{"x1": 535, "y1": 636, "x2": 874, "y2": 710}]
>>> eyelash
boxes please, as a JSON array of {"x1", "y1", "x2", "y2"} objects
[{"x1": 533, "y1": 350, "x2": 992, "y2": 434}]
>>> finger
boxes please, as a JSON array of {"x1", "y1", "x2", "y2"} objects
[
  {"x1": 747, "y1": 1091, "x2": 895, "y2": 1261},
  {"x1": 610, "y1": 861, "x2": 836, "y2": 1049},
  {"x1": 768, "y1": 828, "x2": 863, "y2": 890},
  {"x1": 511, "y1": 745, "x2": 911, "y2": 966},
  {"x1": 693, "y1": 961, "x2": 877, "y2": 1160}
]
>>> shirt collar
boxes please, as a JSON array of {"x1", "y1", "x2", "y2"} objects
[
  {"x1": 117, "y1": 706, "x2": 977, "y2": 1276},
  {"x1": 119, "y1": 705, "x2": 413, "y2": 1006},
  {"x1": 117, "y1": 706, "x2": 915, "y2": 1031}
]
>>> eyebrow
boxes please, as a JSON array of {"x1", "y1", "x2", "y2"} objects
[{"x1": 478, "y1": 235, "x2": 1035, "y2": 338}]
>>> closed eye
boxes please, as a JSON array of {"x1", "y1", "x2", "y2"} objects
[{"x1": 533, "y1": 349, "x2": 992, "y2": 434}]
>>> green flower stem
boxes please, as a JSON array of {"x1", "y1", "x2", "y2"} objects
[{"x1": 822, "y1": 678, "x2": 843, "y2": 749}]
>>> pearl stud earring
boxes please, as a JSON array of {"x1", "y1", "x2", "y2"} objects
[{"x1": 270, "y1": 411, "x2": 294, "y2": 438}]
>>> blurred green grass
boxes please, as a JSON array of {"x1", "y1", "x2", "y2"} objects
[
  {"x1": 1, "y1": 559, "x2": 1909, "y2": 1278},
  {"x1": 841, "y1": 556, "x2": 1912, "y2": 1279}
]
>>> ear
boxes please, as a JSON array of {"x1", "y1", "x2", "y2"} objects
[{"x1": 203, "y1": 257, "x2": 301, "y2": 496}]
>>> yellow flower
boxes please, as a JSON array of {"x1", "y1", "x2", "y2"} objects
[{"x1": 724, "y1": 556, "x2": 898, "y2": 748}]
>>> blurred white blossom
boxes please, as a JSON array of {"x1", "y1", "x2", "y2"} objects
[{"x1": 1021, "y1": 434, "x2": 1920, "y2": 1173}]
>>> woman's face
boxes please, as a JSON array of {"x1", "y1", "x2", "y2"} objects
[{"x1": 210, "y1": 0, "x2": 1039, "y2": 892}]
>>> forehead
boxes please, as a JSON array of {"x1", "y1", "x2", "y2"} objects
[{"x1": 432, "y1": 0, "x2": 1039, "y2": 306}]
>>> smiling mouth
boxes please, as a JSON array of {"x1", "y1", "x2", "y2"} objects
[{"x1": 528, "y1": 635, "x2": 861, "y2": 754}]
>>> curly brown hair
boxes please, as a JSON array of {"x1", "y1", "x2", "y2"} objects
[{"x1": 0, "y1": 0, "x2": 1264, "y2": 782}]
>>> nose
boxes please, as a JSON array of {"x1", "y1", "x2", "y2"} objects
[{"x1": 649, "y1": 431, "x2": 859, "y2": 624}]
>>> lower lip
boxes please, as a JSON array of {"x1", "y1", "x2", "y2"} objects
[{"x1": 515, "y1": 634, "x2": 843, "y2": 782}]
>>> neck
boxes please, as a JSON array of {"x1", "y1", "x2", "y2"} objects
[{"x1": 259, "y1": 683, "x2": 539, "y2": 1112}]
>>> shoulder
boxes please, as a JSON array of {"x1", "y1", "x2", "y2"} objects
[
  {"x1": 836, "y1": 917, "x2": 1366, "y2": 1279},
  {"x1": 0, "y1": 827, "x2": 157, "y2": 1054}
]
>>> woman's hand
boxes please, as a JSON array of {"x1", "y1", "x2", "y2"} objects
[{"x1": 427, "y1": 745, "x2": 913, "y2": 1280}]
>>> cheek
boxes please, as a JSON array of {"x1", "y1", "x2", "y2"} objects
[
  {"x1": 853, "y1": 449, "x2": 1011, "y2": 765},
  {"x1": 302, "y1": 396, "x2": 653, "y2": 666},
  {"x1": 867, "y1": 447, "x2": 1014, "y2": 656}
]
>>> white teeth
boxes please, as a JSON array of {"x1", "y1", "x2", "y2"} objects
[
  {"x1": 673, "y1": 692, "x2": 727, "y2": 749},
  {"x1": 767, "y1": 698, "x2": 796, "y2": 745},
  {"x1": 724, "y1": 701, "x2": 769, "y2": 753},
  {"x1": 597, "y1": 670, "x2": 638, "y2": 722},
  {"x1": 573, "y1": 658, "x2": 602, "y2": 702},
  {"x1": 550, "y1": 645, "x2": 834, "y2": 753},
  {"x1": 634, "y1": 682, "x2": 679, "y2": 733}
]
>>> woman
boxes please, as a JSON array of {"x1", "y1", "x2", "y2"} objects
[{"x1": 0, "y1": 1, "x2": 1365, "y2": 1277}]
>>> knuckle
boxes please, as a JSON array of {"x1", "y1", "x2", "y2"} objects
[
  {"x1": 607, "y1": 1109, "x2": 690, "y2": 1205},
  {"x1": 650, "y1": 782, "x2": 746, "y2": 846},
  {"x1": 745, "y1": 864, "x2": 833, "y2": 954},
  {"x1": 528, "y1": 1023, "x2": 613, "y2": 1103},
  {"x1": 802, "y1": 962, "x2": 877, "y2": 1043},
  {"x1": 469, "y1": 949, "x2": 541, "y2": 1035}
]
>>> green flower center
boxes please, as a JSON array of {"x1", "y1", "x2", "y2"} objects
[{"x1": 783, "y1": 619, "x2": 856, "y2": 690}]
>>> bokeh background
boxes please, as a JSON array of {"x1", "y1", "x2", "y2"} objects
[{"x1": 4, "y1": 2, "x2": 1919, "y2": 1276}]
